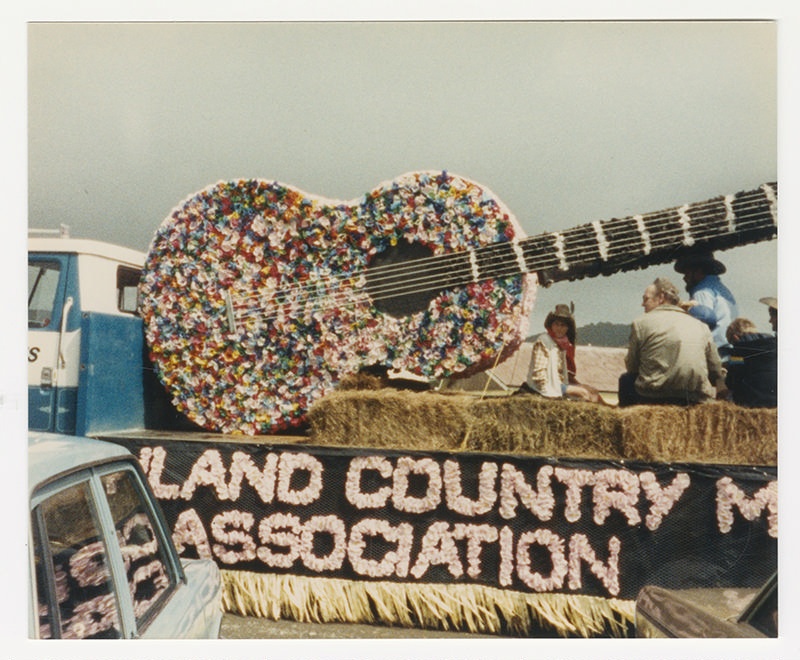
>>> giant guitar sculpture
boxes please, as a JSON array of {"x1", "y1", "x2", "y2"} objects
[{"x1": 140, "y1": 171, "x2": 777, "y2": 434}]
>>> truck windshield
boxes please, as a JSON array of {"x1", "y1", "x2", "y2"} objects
[{"x1": 28, "y1": 260, "x2": 61, "y2": 328}]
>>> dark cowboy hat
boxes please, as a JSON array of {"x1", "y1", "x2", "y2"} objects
[
  {"x1": 544, "y1": 303, "x2": 576, "y2": 336},
  {"x1": 674, "y1": 249, "x2": 727, "y2": 275}
]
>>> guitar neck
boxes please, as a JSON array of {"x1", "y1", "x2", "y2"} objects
[{"x1": 470, "y1": 182, "x2": 777, "y2": 286}]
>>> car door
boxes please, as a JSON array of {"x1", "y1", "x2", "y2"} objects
[
  {"x1": 30, "y1": 459, "x2": 183, "y2": 639},
  {"x1": 28, "y1": 255, "x2": 80, "y2": 433}
]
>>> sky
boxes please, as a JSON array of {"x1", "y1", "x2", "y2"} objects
[{"x1": 24, "y1": 19, "x2": 780, "y2": 334}]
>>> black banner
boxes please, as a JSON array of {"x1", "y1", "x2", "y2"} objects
[{"x1": 111, "y1": 439, "x2": 777, "y2": 601}]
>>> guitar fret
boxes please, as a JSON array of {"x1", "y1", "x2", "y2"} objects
[
  {"x1": 761, "y1": 182, "x2": 777, "y2": 223},
  {"x1": 723, "y1": 194, "x2": 736, "y2": 233},
  {"x1": 677, "y1": 204, "x2": 696, "y2": 247},
  {"x1": 634, "y1": 215, "x2": 651, "y2": 255},
  {"x1": 511, "y1": 237, "x2": 529, "y2": 274},
  {"x1": 592, "y1": 220, "x2": 610, "y2": 261},
  {"x1": 468, "y1": 248, "x2": 480, "y2": 282},
  {"x1": 553, "y1": 232, "x2": 567, "y2": 271}
]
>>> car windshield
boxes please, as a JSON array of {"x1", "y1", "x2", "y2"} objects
[{"x1": 28, "y1": 260, "x2": 61, "y2": 328}]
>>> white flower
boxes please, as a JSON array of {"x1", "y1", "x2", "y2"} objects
[
  {"x1": 171, "y1": 508, "x2": 213, "y2": 559},
  {"x1": 276, "y1": 452, "x2": 324, "y2": 506},
  {"x1": 639, "y1": 471, "x2": 691, "y2": 531},
  {"x1": 516, "y1": 529, "x2": 568, "y2": 592},
  {"x1": 256, "y1": 512, "x2": 302, "y2": 568},
  {"x1": 410, "y1": 522, "x2": 463, "y2": 579},
  {"x1": 553, "y1": 467, "x2": 596, "y2": 523},
  {"x1": 228, "y1": 450, "x2": 278, "y2": 503},
  {"x1": 499, "y1": 464, "x2": 554, "y2": 520},
  {"x1": 345, "y1": 456, "x2": 393, "y2": 509},
  {"x1": 716, "y1": 477, "x2": 778, "y2": 538},
  {"x1": 567, "y1": 533, "x2": 621, "y2": 596},
  {"x1": 498, "y1": 525, "x2": 514, "y2": 587},
  {"x1": 592, "y1": 469, "x2": 641, "y2": 526},
  {"x1": 392, "y1": 457, "x2": 442, "y2": 514},
  {"x1": 210, "y1": 510, "x2": 257, "y2": 564},
  {"x1": 347, "y1": 518, "x2": 413, "y2": 578},
  {"x1": 443, "y1": 460, "x2": 498, "y2": 517},
  {"x1": 180, "y1": 449, "x2": 230, "y2": 501},
  {"x1": 299, "y1": 515, "x2": 347, "y2": 572},
  {"x1": 452, "y1": 523, "x2": 498, "y2": 578}
]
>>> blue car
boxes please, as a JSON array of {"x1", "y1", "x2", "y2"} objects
[{"x1": 29, "y1": 432, "x2": 222, "y2": 639}]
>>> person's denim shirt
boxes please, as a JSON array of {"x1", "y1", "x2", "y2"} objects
[{"x1": 688, "y1": 274, "x2": 738, "y2": 350}]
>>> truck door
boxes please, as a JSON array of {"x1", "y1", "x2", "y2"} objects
[{"x1": 28, "y1": 254, "x2": 81, "y2": 432}]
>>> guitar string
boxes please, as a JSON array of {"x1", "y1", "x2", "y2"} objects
[
  {"x1": 230, "y1": 211, "x2": 774, "y2": 327},
  {"x1": 228, "y1": 187, "x2": 774, "y2": 312},
  {"x1": 227, "y1": 201, "x2": 775, "y2": 324},
  {"x1": 226, "y1": 187, "x2": 773, "y2": 306},
  {"x1": 230, "y1": 207, "x2": 775, "y2": 324}
]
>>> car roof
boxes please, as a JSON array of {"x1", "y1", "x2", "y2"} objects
[{"x1": 28, "y1": 432, "x2": 133, "y2": 497}]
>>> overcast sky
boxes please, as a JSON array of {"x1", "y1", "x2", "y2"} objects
[{"x1": 26, "y1": 20, "x2": 779, "y2": 332}]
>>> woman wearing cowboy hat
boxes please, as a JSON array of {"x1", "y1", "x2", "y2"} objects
[{"x1": 521, "y1": 304, "x2": 603, "y2": 403}]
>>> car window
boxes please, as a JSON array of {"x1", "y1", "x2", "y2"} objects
[
  {"x1": 34, "y1": 480, "x2": 122, "y2": 639},
  {"x1": 100, "y1": 468, "x2": 176, "y2": 629},
  {"x1": 116, "y1": 266, "x2": 141, "y2": 314},
  {"x1": 28, "y1": 260, "x2": 62, "y2": 328}
]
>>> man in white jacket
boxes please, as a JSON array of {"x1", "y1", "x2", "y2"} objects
[{"x1": 619, "y1": 278, "x2": 725, "y2": 407}]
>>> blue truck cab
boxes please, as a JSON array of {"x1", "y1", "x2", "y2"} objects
[{"x1": 28, "y1": 230, "x2": 150, "y2": 436}]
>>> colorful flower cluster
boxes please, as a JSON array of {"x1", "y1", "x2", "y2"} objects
[{"x1": 140, "y1": 171, "x2": 535, "y2": 434}]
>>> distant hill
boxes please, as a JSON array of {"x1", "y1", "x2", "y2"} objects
[
  {"x1": 577, "y1": 322, "x2": 630, "y2": 347},
  {"x1": 527, "y1": 322, "x2": 630, "y2": 347}
]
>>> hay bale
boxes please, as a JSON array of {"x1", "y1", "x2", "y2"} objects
[
  {"x1": 307, "y1": 388, "x2": 777, "y2": 466},
  {"x1": 306, "y1": 389, "x2": 476, "y2": 451},
  {"x1": 619, "y1": 401, "x2": 777, "y2": 465},
  {"x1": 464, "y1": 396, "x2": 623, "y2": 459}
]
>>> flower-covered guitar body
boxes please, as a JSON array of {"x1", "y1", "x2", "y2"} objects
[
  {"x1": 140, "y1": 171, "x2": 777, "y2": 434},
  {"x1": 140, "y1": 172, "x2": 536, "y2": 434}
]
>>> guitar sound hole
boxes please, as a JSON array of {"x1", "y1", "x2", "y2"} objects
[{"x1": 365, "y1": 240, "x2": 439, "y2": 318}]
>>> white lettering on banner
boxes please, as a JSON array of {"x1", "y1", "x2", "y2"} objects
[
  {"x1": 639, "y1": 472, "x2": 691, "y2": 531},
  {"x1": 392, "y1": 457, "x2": 442, "y2": 514},
  {"x1": 345, "y1": 456, "x2": 394, "y2": 508},
  {"x1": 172, "y1": 511, "x2": 625, "y2": 595},
  {"x1": 257, "y1": 513, "x2": 302, "y2": 568},
  {"x1": 171, "y1": 508, "x2": 213, "y2": 558},
  {"x1": 716, "y1": 477, "x2": 778, "y2": 538},
  {"x1": 348, "y1": 518, "x2": 413, "y2": 578},
  {"x1": 444, "y1": 460, "x2": 498, "y2": 516},
  {"x1": 141, "y1": 447, "x2": 323, "y2": 505},
  {"x1": 141, "y1": 447, "x2": 710, "y2": 529}
]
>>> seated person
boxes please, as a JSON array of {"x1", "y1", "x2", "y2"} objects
[
  {"x1": 724, "y1": 317, "x2": 777, "y2": 408},
  {"x1": 619, "y1": 277, "x2": 725, "y2": 406},
  {"x1": 759, "y1": 296, "x2": 778, "y2": 334},
  {"x1": 521, "y1": 304, "x2": 603, "y2": 403}
]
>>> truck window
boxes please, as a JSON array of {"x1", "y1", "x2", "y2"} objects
[
  {"x1": 33, "y1": 480, "x2": 123, "y2": 639},
  {"x1": 28, "y1": 260, "x2": 61, "y2": 328},
  {"x1": 100, "y1": 469, "x2": 176, "y2": 630},
  {"x1": 117, "y1": 267, "x2": 140, "y2": 314}
]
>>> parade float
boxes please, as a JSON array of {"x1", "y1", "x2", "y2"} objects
[{"x1": 30, "y1": 171, "x2": 778, "y2": 636}]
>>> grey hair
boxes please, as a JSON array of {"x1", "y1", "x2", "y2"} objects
[{"x1": 652, "y1": 277, "x2": 681, "y2": 305}]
